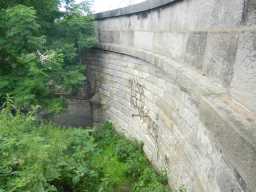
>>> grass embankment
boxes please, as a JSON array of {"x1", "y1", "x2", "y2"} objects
[{"x1": 0, "y1": 110, "x2": 170, "y2": 192}]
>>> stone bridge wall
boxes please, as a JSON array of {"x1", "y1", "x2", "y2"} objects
[{"x1": 85, "y1": 0, "x2": 256, "y2": 191}]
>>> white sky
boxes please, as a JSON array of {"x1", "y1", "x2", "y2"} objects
[{"x1": 75, "y1": 0, "x2": 145, "y2": 13}]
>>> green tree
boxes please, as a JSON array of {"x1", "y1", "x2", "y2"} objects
[{"x1": 0, "y1": 0, "x2": 96, "y2": 112}]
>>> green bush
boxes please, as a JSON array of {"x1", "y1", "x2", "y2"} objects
[
  {"x1": 93, "y1": 123, "x2": 171, "y2": 192},
  {"x1": 0, "y1": 0, "x2": 96, "y2": 112},
  {"x1": 0, "y1": 109, "x2": 97, "y2": 192},
  {"x1": 0, "y1": 110, "x2": 172, "y2": 192}
]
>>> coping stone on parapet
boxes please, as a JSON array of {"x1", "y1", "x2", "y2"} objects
[{"x1": 95, "y1": 0, "x2": 183, "y2": 20}]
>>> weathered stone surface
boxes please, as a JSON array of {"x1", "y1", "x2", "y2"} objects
[
  {"x1": 246, "y1": 0, "x2": 256, "y2": 25},
  {"x1": 95, "y1": 0, "x2": 180, "y2": 19},
  {"x1": 184, "y1": 32, "x2": 207, "y2": 71},
  {"x1": 203, "y1": 32, "x2": 238, "y2": 87},
  {"x1": 134, "y1": 31, "x2": 154, "y2": 50},
  {"x1": 153, "y1": 32, "x2": 187, "y2": 62},
  {"x1": 120, "y1": 31, "x2": 134, "y2": 46},
  {"x1": 231, "y1": 32, "x2": 256, "y2": 114},
  {"x1": 98, "y1": 31, "x2": 120, "y2": 44},
  {"x1": 86, "y1": 0, "x2": 256, "y2": 191}
]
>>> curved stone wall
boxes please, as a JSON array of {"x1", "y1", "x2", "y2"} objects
[{"x1": 86, "y1": 0, "x2": 256, "y2": 191}]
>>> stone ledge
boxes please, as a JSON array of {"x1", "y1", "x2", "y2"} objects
[
  {"x1": 93, "y1": 43, "x2": 256, "y2": 135},
  {"x1": 95, "y1": 43, "x2": 226, "y2": 96},
  {"x1": 95, "y1": 0, "x2": 182, "y2": 19}
]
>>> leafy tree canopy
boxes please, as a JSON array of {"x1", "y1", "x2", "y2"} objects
[{"x1": 0, "y1": 0, "x2": 96, "y2": 113}]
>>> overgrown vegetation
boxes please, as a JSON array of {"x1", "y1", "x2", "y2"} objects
[
  {"x1": 0, "y1": 107, "x2": 172, "y2": 192},
  {"x1": 0, "y1": 1, "x2": 187, "y2": 192},
  {"x1": 0, "y1": 0, "x2": 96, "y2": 113}
]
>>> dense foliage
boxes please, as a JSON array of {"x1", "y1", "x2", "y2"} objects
[
  {"x1": 0, "y1": 1, "x2": 187, "y2": 192},
  {"x1": 0, "y1": 0, "x2": 95, "y2": 112},
  {"x1": 0, "y1": 108, "x2": 172, "y2": 192}
]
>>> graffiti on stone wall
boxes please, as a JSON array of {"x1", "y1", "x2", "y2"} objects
[
  {"x1": 129, "y1": 79, "x2": 160, "y2": 159},
  {"x1": 129, "y1": 79, "x2": 148, "y2": 120}
]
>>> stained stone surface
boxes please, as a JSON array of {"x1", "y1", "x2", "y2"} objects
[{"x1": 85, "y1": 0, "x2": 256, "y2": 191}]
